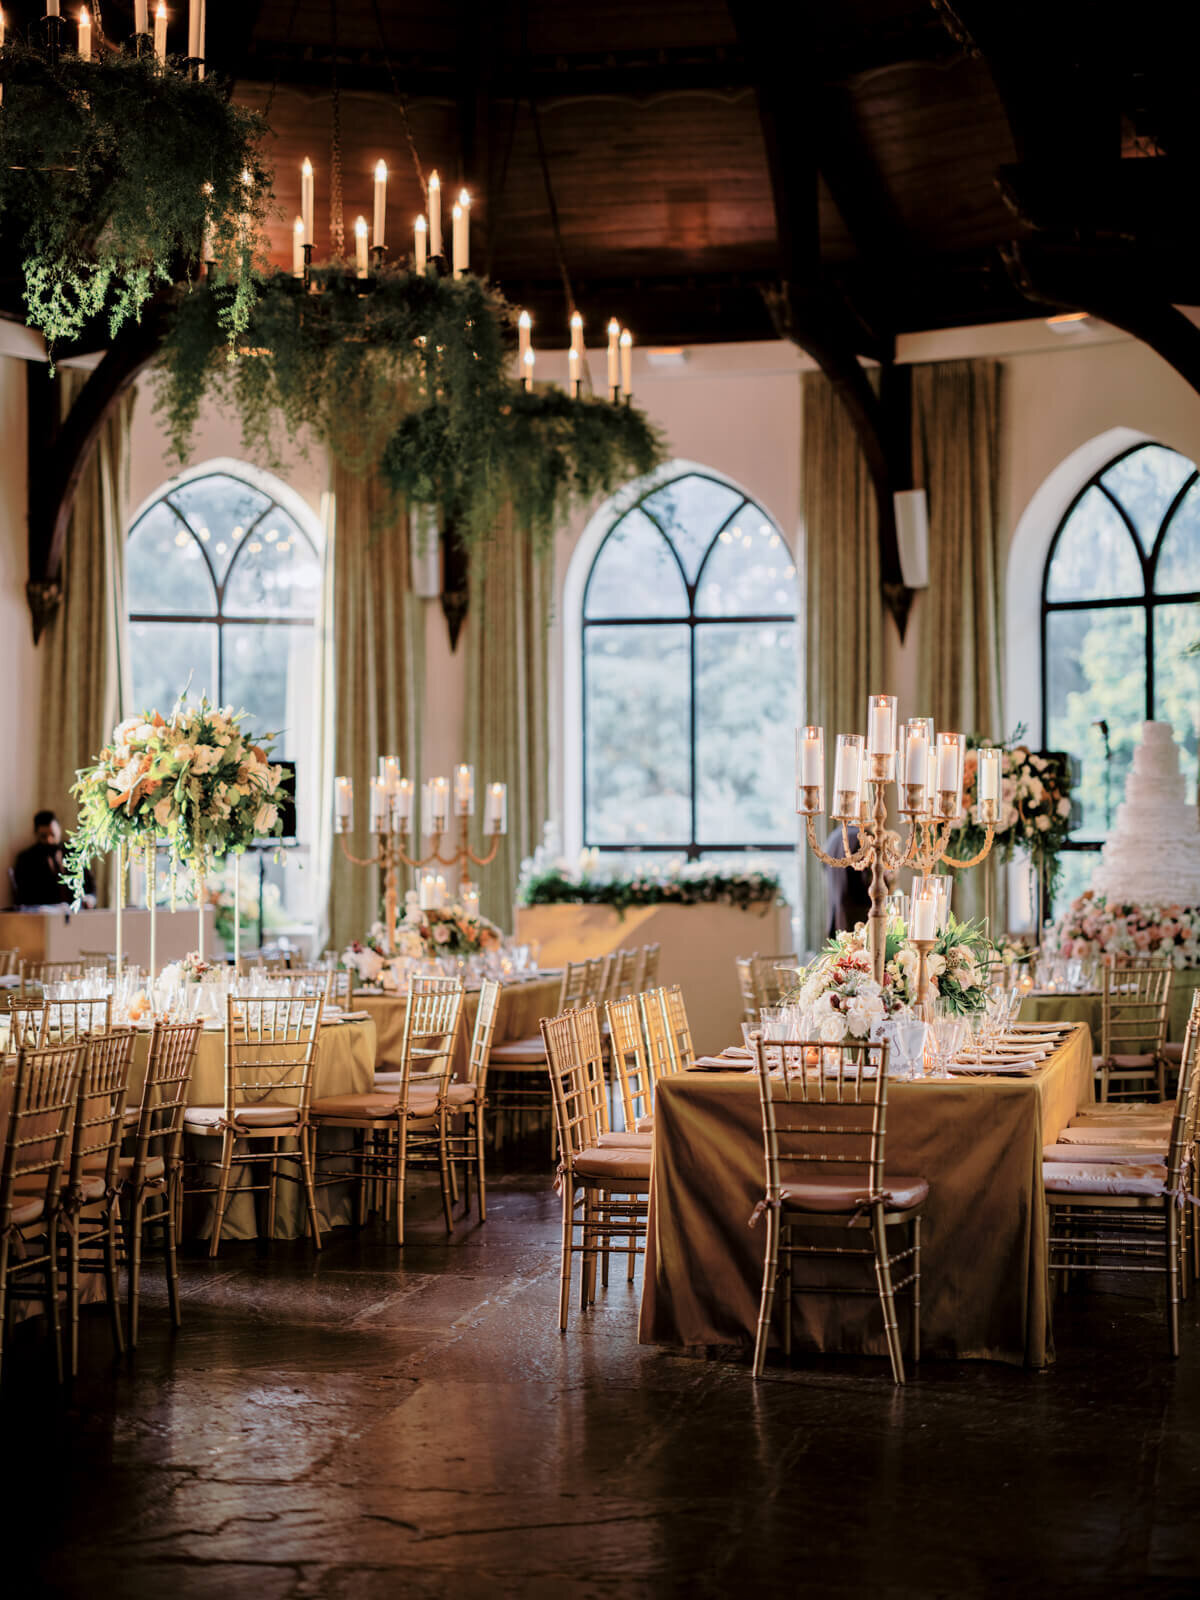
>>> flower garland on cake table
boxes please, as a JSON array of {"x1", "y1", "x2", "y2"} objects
[{"x1": 64, "y1": 697, "x2": 289, "y2": 974}]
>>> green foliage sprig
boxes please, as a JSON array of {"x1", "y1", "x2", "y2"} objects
[
  {"x1": 153, "y1": 263, "x2": 665, "y2": 553},
  {"x1": 0, "y1": 44, "x2": 269, "y2": 355},
  {"x1": 517, "y1": 864, "x2": 781, "y2": 916}
]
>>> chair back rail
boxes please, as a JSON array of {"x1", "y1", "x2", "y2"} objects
[
  {"x1": 44, "y1": 996, "x2": 113, "y2": 1043},
  {"x1": 399, "y1": 978, "x2": 466, "y2": 1107},
  {"x1": 750, "y1": 953, "x2": 799, "y2": 1013},
  {"x1": 606, "y1": 994, "x2": 654, "y2": 1131},
  {"x1": 0, "y1": 948, "x2": 20, "y2": 978},
  {"x1": 638, "y1": 987, "x2": 674, "y2": 1082},
  {"x1": 1100, "y1": 964, "x2": 1173, "y2": 1058},
  {"x1": 5, "y1": 997, "x2": 48, "y2": 1050},
  {"x1": 751, "y1": 1036, "x2": 891, "y2": 1204},
  {"x1": 67, "y1": 1028, "x2": 137, "y2": 1197},
  {"x1": 223, "y1": 994, "x2": 324, "y2": 1117},
  {"x1": 1164, "y1": 991, "x2": 1200, "y2": 1192},
  {"x1": 658, "y1": 985, "x2": 695, "y2": 1073},
  {"x1": 20, "y1": 958, "x2": 88, "y2": 994},
  {"x1": 541, "y1": 1008, "x2": 604, "y2": 1166},
  {"x1": 568, "y1": 1003, "x2": 612, "y2": 1135},
  {"x1": 0, "y1": 1042, "x2": 86, "y2": 1231},
  {"x1": 466, "y1": 978, "x2": 502, "y2": 1094},
  {"x1": 556, "y1": 958, "x2": 603, "y2": 1012},
  {"x1": 127, "y1": 1019, "x2": 202, "y2": 1191},
  {"x1": 638, "y1": 943, "x2": 661, "y2": 991},
  {"x1": 735, "y1": 958, "x2": 759, "y2": 1027}
]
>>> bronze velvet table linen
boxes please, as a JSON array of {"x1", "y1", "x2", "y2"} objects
[
  {"x1": 1024, "y1": 970, "x2": 1200, "y2": 1044},
  {"x1": 354, "y1": 976, "x2": 561, "y2": 1078},
  {"x1": 638, "y1": 1023, "x2": 1092, "y2": 1367}
]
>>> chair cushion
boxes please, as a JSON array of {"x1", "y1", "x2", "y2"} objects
[
  {"x1": 572, "y1": 1146, "x2": 651, "y2": 1183},
  {"x1": 1163, "y1": 1042, "x2": 1183, "y2": 1065},
  {"x1": 1071, "y1": 1101, "x2": 1174, "y2": 1123},
  {"x1": 781, "y1": 1173, "x2": 929, "y2": 1215},
  {"x1": 1094, "y1": 1053, "x2": 1159, "y2": 1070},
  {"x1": 445, "y1": 1082, "x2": 479, "y2": 1108},
  {"x1": 310, "y1": 1093, "x2": 435, "y2": 1129},
  {"x1": 488, "y1": 1036, "x2": 547, "y2": 1066},
  {"x1": 1044, "y1": 1142, "x2": 1164, "y2": 1165},
  {"x1": 84, "y1": 1153, "x2": 165, "y2": 1184},
  {"x1": 5, "y1": 1192, "x2": 43, "y2": 1228},
  {"x1": 634, "y1": 1114, "x2": 655, "y2": 1133},
  {"x1": 372, "y1": 1075, "x2": 466, "y2": 1111},
  {"x1": 1044, "y1": 1161, "x2": 1167, "y2": 1197},
  {"x1": 1057, "y1": 1124, "x2": 1172, "y2": 1147},
  {"x1": 597, "y1": 1130, "x2": 654, "y2": 1149},
  {"x1": 184, "y1": 1104, "x2": 301, "y2": 1132}
]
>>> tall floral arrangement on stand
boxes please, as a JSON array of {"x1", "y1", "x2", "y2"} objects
[
  {"x1": 65, "y1": 696, "x2": 289, "y2": 965},
  {"x1": 952, "y1": 732, "x2": 1074, "y2": 909}
]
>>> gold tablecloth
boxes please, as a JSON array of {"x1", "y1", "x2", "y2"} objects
[
  {"x1": 354, "y1": 976, "x2": 561, "y2": 1076},
  {"x1": 638, "y1": 1023, "x2": 1093, "y2": 1367},
  {"x1": 1023, "y1": 968, "x2": 1200, "y2": 1044}
]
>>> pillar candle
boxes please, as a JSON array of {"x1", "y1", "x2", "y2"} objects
[
  {"x1": 454, "y1": 764, "x2": 474, "y2": 816},
  {"x1": 833, "y1": 739, "x2": 860, "y2": 797},
  {"x1": 354, "y1": 216, "x2": 369, "y2": 279},
  {"x1": 905, "y1": 728, "x2": 928, "y2": 789},
  {"x1": 453, "y1": 189, "x2": 470, "y2": 276},
  {"x1": 334, "y1": 776, "x2": 354, "y2": 831},
  {"x1": 868, "y1": 696, "x2": 892, "y2": 755},
  {"x1": 428, "y1": 171, "x2": 441, "y2": 258},
  {"x1": 373, "y1": 160, "x2": 387, "y2": 248},
  {"x1": 369, "y1": 777, "x2": 391, "y2": 834},
  {"x1": 292, "y1": 217, "x2": 305, "y2": 278},
  {"x1": 430, "y1": 776, "x2": 450, "y2": 832},
  {"x1": 937, "y1": 739, "x2": 959, "y2": 792},
  {"x1": 419, "y1": 873, "x2": 437, "y2": 911},
  {"x1": 134, "y1": 0, "x2": 146, "y2": 33},
  {"x1": 570, "y1": 311, "x2": 584, "y2": 361},
  {"x1": 485, "y1": 782, "x2": 507, "y2": 835},
  {"x1": 78, "y1": 6, "x2": 91, "y2": 56},
  {"x1": 378, "y1": 755, "x2": 401, "y2": 792},
  {"x1": 568, "y1": 347, "x2": 580, "y2": 398},
  {"x1": 979, "y1": 746, "x2": 1001, "y2": 802},
  {"x1": 607, "y1": 319, "x2": 620, "y2": 393},
  {"x1": 801, "y1": 730, "x2": 823, "y2": 786},
  {"x1": 154, "y1": 2, "x2": 166, "y2": 61},
  {"x1": 301, "y1": 158, "x2": 314, "y2": 248},
  {"x1": 619, "y1": 328, "x2": 633, "y2": 397},
  {"x1": 393, "y1": 778, "x2": 414, "y2": 831},
  {"x1": 414, "y1": 215, "x2": 427, "y2": 272},
  {"x1": 910, "y1": 895, "x2": 937, "y2": 941},
  {"x1": 461, "y1": 884, "x2": 480, "y2": 916}
]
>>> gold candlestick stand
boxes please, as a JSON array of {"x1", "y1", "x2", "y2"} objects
[
  {"x1": 801, "y1": 756, "x2": 998, "y2": 987},
  {"x1": 338, "y1": 813, "x2": 501, "y2": 956},
  {"x1": 911, "y1": 937, "x2": 937, "y2": 1017}
]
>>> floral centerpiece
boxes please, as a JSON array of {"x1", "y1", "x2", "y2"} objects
[
  {"x1": 1048, "y1": 891, "x2": 1200, "y2": 968},
  {"x1": 787, "y1": 915, "x2": 994, "y2": 1038},
  {"x1": 397, "y1": 894, "x2": 503, "y2": 960},
  {"x1": 952, "y1": 732, "x2": 1074, "y2": 899},
  {"x1": 342, "y1": 923, "x2": 391, "y2": 987},
  {"x1": 64, "y1": 696, "x2": 289, "y2": 906}
]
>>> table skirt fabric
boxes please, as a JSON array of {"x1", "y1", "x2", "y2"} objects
[
  {"x1": 638, "y1": 1023, "x2": 1093, "y2": 1367},
  {"x1": 1024, "y1": 968, "x2": 1200, "y2": 1044}
]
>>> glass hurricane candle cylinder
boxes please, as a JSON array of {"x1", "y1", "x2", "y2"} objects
[
  {"x1": 429, "y1": 777, "x2": 450, "y2": 833},
  {"x1": 901, "y1": 717, "x2": 934, "y2": 816},
  {"x1": 369, "y1": 777, "x2": 390, "y2": 833},
  {"x1": 917, "y1": 874, "x2": 952, "y2": 931},
  {"x1": 910, "y1": 892, "x2": 938, "y2": 942},
  {"x1": 865, "y1": 694, "x2": 897, "y2": 780},
  {"x1": 934, "y1": 732, "x2": 966, "y2": 820},
  {"x1": 392, "y1": 778, "x2": 414, "y2": 833},
  {"x1": 794, "y1": 725, "x2": 825, "y2": 815},
  {"x1": 379, "y1": 754, "x2": 402, "y2": 792},
  {"x1": 831, "y1": 734, "x2": 864, "y2": 820},
  {"x1": 485, "y1": 782, "x2": 507, "y2": 836},
  {"x1": 977, "y1": 745, "x2": 1001, "y2": 825},
  {"x1": 454, "y1": 764, "x2": 474, "y2": 816},
  {"x1": 334, "y1": 776, "x2": 354, "y2": 834}
]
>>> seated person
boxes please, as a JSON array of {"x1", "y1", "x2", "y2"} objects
[{"x1": 11, "y1": 810, "x2": 95, "y2": 908}]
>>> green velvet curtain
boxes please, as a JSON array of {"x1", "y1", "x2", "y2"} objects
[
  {"x1": 800, "y1": 369, "x2": 884, "y2": 948},
  {"x1": 464, "y1": 512, "x2": 552, "y2": 931},
  {"x1": 37, "y1": 373, "x2": 134, "y2": 900},
  {"x1": 325, "y1": 467, "x2": 425, "y2": 954}
]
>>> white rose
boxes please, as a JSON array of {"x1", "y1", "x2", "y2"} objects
[
  {"x1": 134, "y1": 722, "x2": 156, "y2": 743},
  {"x1": 819, "y1": 1013, "x2": 848, "y2": 1043},
  {"x1": 175, "y1": 742, "x2": 195, "y2": 765}
]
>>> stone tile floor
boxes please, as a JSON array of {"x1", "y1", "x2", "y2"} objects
[{"x1": 3, "y1": 1169, "x2": 1199, "y2": 1598}]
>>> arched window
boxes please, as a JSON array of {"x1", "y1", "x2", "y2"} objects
[
  {"x1": 1042, "y1": 441, "x2": 1200, "y2": 905},
  {"x1": 580, "y1": 469, "x2": 798, "y2": 887},
  {"x1": 126, "y1": 465, "x2": 324, "y2": 931}
]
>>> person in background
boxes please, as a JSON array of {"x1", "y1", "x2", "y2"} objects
[
  {"x1": 11, "y1": 810, "x2": 95, "y2": 908},
  {"x1": 823, "y1": 823, "x2": 899, "y2": 938}
]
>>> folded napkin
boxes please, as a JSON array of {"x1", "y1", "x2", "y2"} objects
[
  {"x1": 949, "y1": 1058, "x2": 1039, "y2": 1075},
  {"x1": 1012, "y1": 1022, "x2": 1073, "y2": 1035},
  {"x1": 339, "y1": 1010, "x2": 373, "y2": 1022},
  {"x1": 689, "y1": 1055, "x2": 751, "y2": 1072},
  {"x1": 720, "y1": 1045, "x2": 754, "y2": 1059}
]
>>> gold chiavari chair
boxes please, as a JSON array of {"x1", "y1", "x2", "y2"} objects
[
  {"x1": 63, "y1": 1027, "x2": 136, "y2": 1376},
  {"x1": 119, "y1": 1018, "x2": 202, "y2": 1346},
  {"x1": 606, "y1": 995, "x2": 656, "y2": 1135},
  {"x1": 311, "y1": 979, "x2": 463, "y2": 1244},
  {"x1": 183, "y1": 995, "x2": 325, "y2": 1257},
  {"x1": 1096, "y1": 963, "x2": 1173, "y2": 1102},
  {"x1": 632, "y1": 942, "x2": 660, "y2": 994},
  {"x1": 751, "y1": 953, "x2": 799, "y2": 1013},
  {"x1": 749, "y1": 1034, "x2": 928, "y2": 1385},
  {"x1": 5, "y1": 996, "x2": 48, "y2": 1050},
  {"x1": 1045, "y1": 1001, "x2": 1199, "y2": 1356},
  {"x1": 20, "y1": 958, "x2": 87, "y2": 994},
  {"x1": 658, "y1": 984, "x2": 696, "y2": 1074},
  {"x1": 600, "y1": 948, "x2": 640, "y2": 1007},
  {"x1": 0, "y1": 948, "x2": 21, "y2": 977},
  {"x1": 736, "y1": 957, "x2": 759, "y2": 1028},
  {"x1": 439, "y1": 978, "x2": 502, "y2": 1221},
  {"x1": 327, "y1": 967, "x2": 354, "y2": 1009},
  {"x1": 0, "y1": 1041, "x2": 86, "y2": 1381},
  {"x1": 541, "y1": 1007, "x2": 650, "y2": 1331},
  {"x1": 44, "y1": 995, "x2": 113, "y2": 1042},
  {"x1": 488, "y1": 958, "x2": 605, "y2": 1143},
  {"x1": 573, "y1": 1002, "x2": 650, "y2": 1287}
]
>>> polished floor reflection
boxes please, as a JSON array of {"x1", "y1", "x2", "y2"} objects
[{"x1": 5, "y1": 1170, "x2": 1199, "y2": 1598}]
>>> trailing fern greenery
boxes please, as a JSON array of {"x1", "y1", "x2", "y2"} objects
[{"x1": 0, "y1": 44, "x2": 268, "y2": 355}]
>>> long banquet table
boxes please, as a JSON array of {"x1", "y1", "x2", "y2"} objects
[{"x1": 638, "y1": 1023, "x2": 1093, "y2": 1368}]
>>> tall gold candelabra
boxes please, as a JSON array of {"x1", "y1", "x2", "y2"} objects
[
  {"x1": 333, "y1": 761, "x2": 507, "y2": 955},
  {"x1": 797, "y1": 699, "x2": 1001, "y2": 986}
]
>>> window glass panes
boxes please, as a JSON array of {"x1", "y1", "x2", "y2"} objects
[
  {"x1": 1054, "y1": 850, "x2": 1099, "y2": 912},
  {"x1": 224, "y1": 515, "x2": 321, "y2": 617},
  {"x1": 126, "y1": 502, "x2": 217, "y2": 614},
  {"x1": 1045, "y1": 605, "x2": 1146, "y2": 838},
  {"x1": 129, "y1": 621, "x2": 218, "y2": 713},
  {"x1": 696, "y1": 523, "x2": 795, "y2": 616},
  {"x1": 168, "y1": 475, "x2": 272, "y2": 584},
  {"x1": 1153, "y1": 601, "x2": 1200, "y2": 805},
  {"x1": 584, "y1": 510, "x2": 688, "y2": 619},
  {"x1": 1046, "y1": 486, "x2": 1142, "y2": 602},
  {"x1": 584, "y1": 624, "x2": 690, "y2": 843},
  {"x1": 695, "y1": 623, "x2": 796, "y2": 841},
  {"x1": 1100, "y1": 446, "x2": 1194, "y2": 552},
  {"x1": 640, "y1": 477, "x2": 744, "y2": 580},
  {"x1": 222, "y1": 624, "x2": 316, "y2": 765},
  {"x1": 1155, "y1": 480, "x2": 1200, "y2": 594}
]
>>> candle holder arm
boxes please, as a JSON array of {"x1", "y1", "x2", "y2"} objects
[
  {"x1": 806, "y1": 814, "x2": 871, "y2": 870},
  {"x1": 939, "y1": 824, "x2": 997, "y2": 870},
  {"x1": 465, "y1": 835, "x2": 502, "y2": 869},
  {"x1": 338, "y1": 837, "x2": 382, "y2": 870}
]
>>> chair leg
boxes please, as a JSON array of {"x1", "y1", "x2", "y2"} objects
[
  {"x1": 164, "y1": 1182, "x2": 182, "y2": 1332},
  {"x1": 300, "y1": 1126, "x2": 323, "y2": 1250},
  {"x1": 751, "y1": 1204, "x2": 780, "y2": 1380},
  {"x1": 871, "y1": 1204, "x2": 905, "y2": 1385},
  {"x1": 103, "y1": 1205, "x2": 125, "y2": 1360},
  {"x1": 0, "y1": 1236, "x2": 9, "y2": 1386},
  {"x1": 447, "y1": 1113, "x2": 461, "y2": 1209},
  {"x1": 265, "y1": 1136, "x2": 279, "y2": 1239},
  {"x1": 1167, "y1": 1209, "x2": 1181, "y2": 1358},
  {"x1": 582, "y1": 1193, "x2": 597, "y2": 1309},
  {"x1": 209, "y1": 1131, "x2": 236, "y2": 1259},
  {"x1": 475, "y1": 1109, "x2": 488, "y2": 1223},
  {"x1": 66, "y1": 1215, "x2": 80, "y2": 1379},
  {"x1": 1099, "y1": 1066, "x2": 1109, "y2": 1103},
  {"x1": 126, "y1": 1196, "x2": 143, "y2": 1349},
  {"x1": 558, "y1": 1180, "x2": 575, "y2": 1333},
  {"x1": 437, "y1": 1111, "x2": 455, "y2": 1236},
  {"x1": 601, "y1": 1191, "x2": 611, "y2": 1289},
  {"x1": 911, "y1": 1214, "x2": 922, "y2": 1364},
  {"x1": 782, "y1": 1229, "x2": 793, "y2": 1357},
  {"x1": 395, "y1": 1122, "x2": 408, "y2": 1247},
  {"x1": 47, "y1": 1218, "x2": 64, "y2": 1384}
]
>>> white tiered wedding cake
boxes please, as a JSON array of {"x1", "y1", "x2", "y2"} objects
[{"x1": 1090, "y1": 722, "x2": 1200, "y2": 905}]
